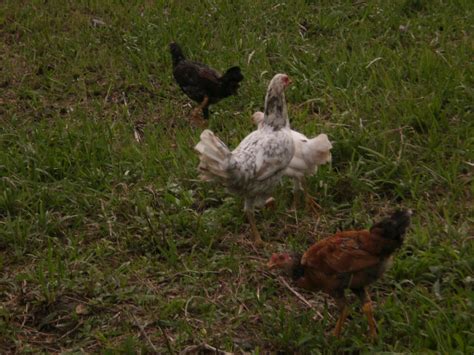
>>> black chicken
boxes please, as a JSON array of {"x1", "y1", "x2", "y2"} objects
[{"x1": 169, "y1": 42, "x2": 244, "y2": 123}]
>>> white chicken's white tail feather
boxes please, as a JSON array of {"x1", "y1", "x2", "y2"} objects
[
  {"x1": 194, "y1": 129, "x2": 231, "y2": 181},
  {"x1": 305, "y1": 134, "x2": 333, "y2": 167}
]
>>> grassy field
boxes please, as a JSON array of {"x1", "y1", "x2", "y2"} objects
[{"x1": 1, "y1": 0, "x2": 473, "y2": 352}]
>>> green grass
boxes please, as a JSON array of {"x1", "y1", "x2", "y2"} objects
[{"x1": 1, "y1": 0, "x2": 473, "y2": 352}]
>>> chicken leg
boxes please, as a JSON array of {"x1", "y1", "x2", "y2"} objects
[
  {"x1": 290, "y1": 188, "x2": 301, "y2": 211},
  {"x1": 357, "y1": 288, "x2": 377, "y2": 339},
  {"x1": 203, "y1": 106, "x2": 209, "y2": 119},
  {"x1": 333, "y1": 296, "x2": 349, "y2": 337},
  {"x1": 191, "y1": 95, "x2": 209, "y2": 125},
  {"x1": 245, "y1": 210, "x2": 264, "y2": 247}
]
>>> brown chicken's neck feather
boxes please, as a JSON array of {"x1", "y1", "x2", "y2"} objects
[
  {"x1": 284, "y1": 253, "x2": 304, "y2": 281},
  {"x1": 370, "y1": 210, "x2": 411, "y2": 240}
]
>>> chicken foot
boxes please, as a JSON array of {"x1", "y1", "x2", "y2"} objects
[
  {"x1": 191, "y1": 96, "x2": 209, "y2": 125},
  {"x1": 302, "y1": 178, "x2": 321, "y2": 214},
  {"x1": 304, "y1": 189, "x2": 321, "y2": 214},
  {"x1": 291, "y1": 177, "x2": 321, "y2": 214}
]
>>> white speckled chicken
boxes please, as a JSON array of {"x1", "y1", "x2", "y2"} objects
[
  {"x1": 253, "y1": 111, "x2": 332, "y2": 211},
  {"x1": 194, "y1": 74, "x2": 295, "y2": 246}
]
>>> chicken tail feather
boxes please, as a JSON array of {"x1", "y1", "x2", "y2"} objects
[
  {"x1": 194, "y1": 129, "x2": 231, "y2": 182},
  {"x1": 305, "y1": 134, "x2": 333, "y2": 167},
  {"x1": 221, "y1": 66, "x2": 244, "y2": 83}
]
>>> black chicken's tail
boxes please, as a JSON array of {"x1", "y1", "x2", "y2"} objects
[
  {"x1": 222, "y1": 66, "x2": 244, "y2": 83},
  {"x1": 370, "y1": 210, "x2": 412, "y2": 242},
  {"x1": 220, "y1": 66, "x2": 244, "y2": 96},
  {"x1": 169, "y1": 42, "x2": 185, "y2": 67}
]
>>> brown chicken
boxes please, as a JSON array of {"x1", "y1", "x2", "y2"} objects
[{"x1": 267, "y1": 210, "x2": 412, "y2": 338}]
